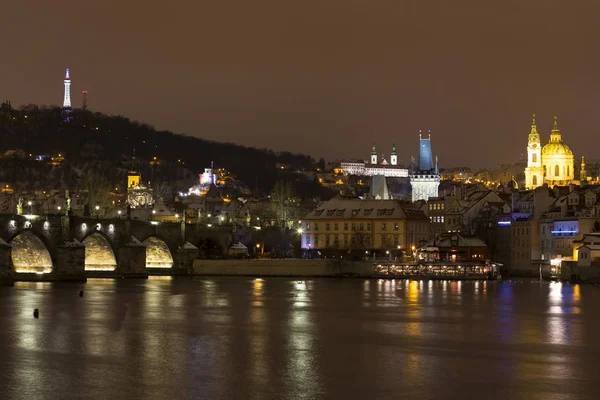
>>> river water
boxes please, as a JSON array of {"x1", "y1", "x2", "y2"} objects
[{"x1": 1, "y1": 278, "x2": 599, "y2": 400}]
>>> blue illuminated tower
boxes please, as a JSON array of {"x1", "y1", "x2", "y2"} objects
[
  {"x1": 409, "y1": 131, "x2": 440, "y2": 202},
  {"x1": 419, "y1": 135, "x2": 433, "y2": 170}
]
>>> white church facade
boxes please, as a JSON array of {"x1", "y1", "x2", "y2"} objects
[{"x1": 340, "y1": 143, "x2": 409, "y2": 177}]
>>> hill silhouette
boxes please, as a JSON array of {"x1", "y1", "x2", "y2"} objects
[{"x1": 0, "y1": 104, "x2": 321, "y2": 194}]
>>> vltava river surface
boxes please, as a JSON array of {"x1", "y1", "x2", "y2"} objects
[{"x1": 1, "y1": 278, "x2": 600, "y2": 400}]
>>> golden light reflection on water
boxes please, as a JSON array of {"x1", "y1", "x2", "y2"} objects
[
  {"x1": 252, "y1": 278, "x2": 264, "y2": 307},
  {"x1": 285, "y1": 280, "x2": 321, "y2": 397},
  {"x1": 148, "y1": 276, "x2": 173, "y2": 281},
  {"x1": 407, "y1": 280, "x2": 419, "y2": 304}
]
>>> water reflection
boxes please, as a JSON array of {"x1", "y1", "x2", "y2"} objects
[
  {"x1": 1, "y1": 278, "x2": 599, "y2": 400},
  {"x1": 285, "y1": 279, "x2": 321, "y2": 398},
  {"x1": 546, "y1": 282, "x2": 583, "y2": 346}
]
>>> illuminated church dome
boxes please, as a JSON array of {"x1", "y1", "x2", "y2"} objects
[
  {"x1": 525, "y1": 115, "x2": 574, "y2": 189},
  {"x1": 541, "y1": 117, "x2": 573, "y2": 156}
]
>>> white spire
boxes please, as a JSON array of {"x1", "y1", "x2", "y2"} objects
[{"x1": 63, "y1": 68, "x2": 71, "y2": 108}]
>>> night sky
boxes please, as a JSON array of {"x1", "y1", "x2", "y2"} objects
[{"x1": 2, "y1": 1, "x2": 599, "y2": 168}]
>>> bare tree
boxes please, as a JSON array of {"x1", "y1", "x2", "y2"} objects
[
  {"x1": 153, "y1": 181, "x2": 173, "y2": 202},
  {"x1": 82, "y1": 170, "x2": 112, "y2": 217},
  {"x1": 270, "y1": 180, "x2": 295, "y2": 228}
]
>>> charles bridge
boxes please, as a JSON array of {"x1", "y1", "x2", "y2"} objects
[{"x1": 0, "y1": 213, "x2": 232, "y2": 285}]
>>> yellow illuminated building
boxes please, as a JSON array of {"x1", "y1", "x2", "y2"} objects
[
  {"x1": 300, "y1": 199, "x2": 429, "y2": 252},
  {"x1": 525, "y1": 115, "x2": 574, "y2": 189},
  {"x1": 128, "y1": 170, "x2": 140, "y2": 188}
]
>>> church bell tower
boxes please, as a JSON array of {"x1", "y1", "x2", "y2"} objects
[
  {"x1": 524, "y1": 114, "x2": 543, "y2": 189},
  {"x1": 370, "y1": 143, "x2": 377, "y2": 165}
]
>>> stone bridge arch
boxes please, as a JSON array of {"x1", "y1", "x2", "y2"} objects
[
  {"x1": 142, "y1": 236, "x2": 174, "y2": 269},
  {"x1": 81, "y1": 231, "x2": 117, "y2": 271},
  {"x1": 8, "y1": 230, "x2": 53, "y2": 274}
]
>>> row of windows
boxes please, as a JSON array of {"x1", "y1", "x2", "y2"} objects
[
  {"x1": 306, "y1": 234, "x2": 401, "y2": 247},
  {"x1": 429, "y1": 216, "x2": 445, "y2": 223},
  {"x1": 512, "y1": 227, "x2": 530, "y2": 235},
  {"x1": 428, "y1": 203, "x2": 445, "y2": 211},
  {"x1": 540, "y1": 239, "x2": 573, "y2": 249},
  {"x1": 310, "y1": 222, "x2": 400, "y2": 232},
  {"x1": 544, "y1": 165, "x2": 570, "y2": 177}
]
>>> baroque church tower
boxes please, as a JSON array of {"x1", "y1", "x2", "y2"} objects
[
  {"x1": 390, "y1": 142, "x2": 398, "y2": 166},
  {"x1": 524, "y1": 114, "x2": 543, "y2": 189},
  {"x1": 370, "y1": 143, "x2": 377, "y2": 164}
]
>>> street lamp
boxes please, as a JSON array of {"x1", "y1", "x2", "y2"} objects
[{"x1": 27, "y1": 201, "x2": 32, "y2": 214}]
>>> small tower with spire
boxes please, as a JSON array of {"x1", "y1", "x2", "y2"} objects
[
  {"x1": 128, "y1": 147, "x2": 141, "y2": 188},
  {"x1": 550, "y1": 116, "x2": 563, "y2": 143},
  {"x1": 390, "y1": 142, "x2": 397, "y2": 166},
  {"x1": 580, "y1": 156, "x2": 587, "y2": 182},
  {"x1": 370, "y1": 142, "x2": 377, "y2": 165}
]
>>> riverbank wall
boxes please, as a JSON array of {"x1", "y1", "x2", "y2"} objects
[{"x1": 193, "y1": 259, "x2": 374, "y2": 277}]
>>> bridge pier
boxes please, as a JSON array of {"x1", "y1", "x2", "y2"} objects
[
  {"x1": 0, "y1": 239, "x2": 13, "y2": 286},
  {"x1": 173, "y1": 242, "x2": 199, "y2": 275},
  {"x1": 53, "y1": 240, "x2": 87, "y2": 281},
  {"x1": 117, "y1": 238, "x2": 148, "y2": 278}
]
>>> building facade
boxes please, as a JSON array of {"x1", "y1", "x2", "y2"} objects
[
  {"x1": 340, "y1": 143, "x2": 409, "y2": 177},
  {"x1": 301, "y1": 198, "x2": 429, "y2": 253}
]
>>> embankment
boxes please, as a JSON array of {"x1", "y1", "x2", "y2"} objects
[{"x1": 193, "y1": 259, "x2": 374, "y2": 277}]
